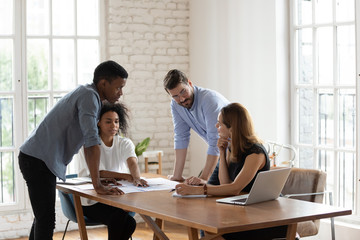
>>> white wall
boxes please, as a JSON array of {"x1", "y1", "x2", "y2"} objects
[{"x1": 188, "y1": 0, "x2": 290, "y2": 176}]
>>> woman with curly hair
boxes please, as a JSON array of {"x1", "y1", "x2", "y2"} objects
[{"x1": 77, "y1": 102, "x2": 147, "y2": 240}]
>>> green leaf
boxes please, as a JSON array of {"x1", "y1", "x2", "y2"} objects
[{"x1": 135, "y1": 137, "x2": 151, "y2": 156}]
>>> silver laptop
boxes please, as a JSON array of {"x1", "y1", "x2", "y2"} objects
[{"x1": 216, "y1": 168, "x2": 291, "y2": 205}]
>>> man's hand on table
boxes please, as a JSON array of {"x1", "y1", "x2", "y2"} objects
[
  {"x1": 185, "y1": 176, "x2": 206, "y2": 185},
  {"x1": 168, "y1": 174, "x2": 185, "y2": 182},
  {"x1": 94, "y1": 183, "x2": 124, "y2": 195},
  {"x1": 133, "y1": 178, "x2": 149, "y2": 187}
]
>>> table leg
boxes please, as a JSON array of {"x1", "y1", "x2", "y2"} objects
[
  {"x1": 73, "y1": 194, "x2": 88, "y2": 240},
  {"x1": 140, "y1": 214, "x2": 169, "y2": 240},
  {"x1": 286, "y1": 223, "x2": 297, "y2": 240},
  {"x1": 153, "y1": 218, "x2": 163, "y2": 240},
  {"x1": 200, "y1": 232, "x2": 221, "y2": 240},
  {"x1": 187, "y1": 227, "x2": 199, "y2": 240},
  {"x1": 158, "y1": 152, "x2": 162, "y2": 175},
  {"x1": 145, "y1": 157, "x2": 149, "y2": 173}
]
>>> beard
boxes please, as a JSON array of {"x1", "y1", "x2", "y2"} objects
[{"x1": 179, "y1": 97, "x2": 193, "y2": 109}]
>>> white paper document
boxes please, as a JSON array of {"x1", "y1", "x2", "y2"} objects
[
  {"x1": 57, "y1": 177, "x2": 92, "y2": 185},
  {"x1": 74, "y1": 177, "x2": 178, "y2": 194},
  {"x1": 172, "y1": 192, "x2": 207, "y2": 198}
]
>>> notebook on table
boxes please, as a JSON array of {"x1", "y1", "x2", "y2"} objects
[{"x1": 216, "y1": 168, "x2": 291, "y2": 206}]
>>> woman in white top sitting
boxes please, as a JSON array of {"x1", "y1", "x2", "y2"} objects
[{"x1": 77, "y1": 102, "x2": 147, "y2": 240}]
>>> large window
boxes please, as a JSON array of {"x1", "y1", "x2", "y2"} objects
[
  {"x1": 0, "y1": 0, "x2": 102, "y2": 211},
  {"x1": 291, "y1": 0, "x2": 357, "y2": 217}
]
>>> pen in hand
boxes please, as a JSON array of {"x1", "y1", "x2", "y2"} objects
[{"x1": 169, "y1": 188, "x2": 176, "y2": 193}]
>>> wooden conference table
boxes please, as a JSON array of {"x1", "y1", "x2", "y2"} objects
[{"x1": 56, "y1": 174, "x2": 351, "y2": 240}]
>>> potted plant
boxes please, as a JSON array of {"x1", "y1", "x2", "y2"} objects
[{"x1": 135, "y1": 137, "x2": 150, "y2": 157}]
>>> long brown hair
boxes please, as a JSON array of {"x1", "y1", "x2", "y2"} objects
[{"x1": 221, "y1": 103, "x2": 262, "y2": 162}]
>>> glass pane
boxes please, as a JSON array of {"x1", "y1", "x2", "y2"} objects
[
  {"x1": 27, "y1": 39, "x2": 49, "y2": 90},
  {"x1": 318, "y1": 150, "x2": 334, "y2": 194},
  {"x1": 339, "y1": 89, "x2": 356, "y2": 148},
  {"x1": 337, "y1": 25, "x2": 355, "y2": 85},
  {"x1": 295, "y1": 0, "x2": 312, "y2": 25},
  {"x1": 317, "y1": 27, "x2": 333, "y2": 85},
  {"x1": 27, "y1": 95, "x2": 48, "y2": 135},
  {"x1": 78, "y1": 39, "x2": 99, "y2": 85},
  {"x1": 0, "y1": 39, "x2": 13, "y2": 91},
  {"x1": 0, "y1": 97, "x2": 14, "y2": 147},
  {"x1": 0, "y1": 152, "x2": 15, "y2": 203},
  {"x1": 338, "y1": 152, "x2": 355, "y2": 209},
  {"x1": 298, "y1": 88, "x2": 313, "y2": 144},
  {"x1": 315, "y1": 0, "x2": 332, "y2": 24},
  {"x1": 318, "y1": 89, "x2": 334, "y2": 146},
  {"x1": 336, "y1": 0, "x2": 354, "y2": 22},
  {"x1": 0, "y1": 0, "x2": 13, "y2": 34},
  {"x1": 27, "y1": 0, "x2": 49, "y2": 35},
  {"x1": 54, "y1": 95, "x2": 64, "y2": 104},
  {"x1": 52, "y1": 0, "x2": 74, "y2": 36},
  {"x1": 296, "y1": 28, "x2": 313, "y2": 84},
  {"x1": 53, "y1": 39, "x2": 75, "y2": 90},
  {"x1": 298, "y1": 147, "x2": 314, "y2": 169},
  {"x1": 77, "y1": 0, "x2": 99, "y2": 36}
]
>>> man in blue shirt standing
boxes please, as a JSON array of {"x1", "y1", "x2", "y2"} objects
[
  {"x1": 164, "y1": 69, "x2": 229, "y2": 183},
  {"x1": 18, "y1": 61, "x2": 134, "y2": 240}
]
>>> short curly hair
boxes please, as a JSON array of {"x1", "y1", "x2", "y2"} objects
[{"x1": 99, "y1": 102, "x2": 129, "y2": 136}]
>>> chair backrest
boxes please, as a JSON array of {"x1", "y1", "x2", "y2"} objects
[
  {"x1": 58, "y1": 174, "x2": 102, "y2": 225},
  {"x1": 58, "y1": 189, "x2": 104, "y2": 225},
  {"x1": 281, "y1": 168, "x2": 327, "y2": 203},
  {"x1": 58, "y1": 190, "x2": 78, "y2": 223},
  {"x1": 265, "y1": 141, "x2": 297, "y2": 167},
  {"x1": 280, "y1": 167, "x2": 327, "y2": 238}
]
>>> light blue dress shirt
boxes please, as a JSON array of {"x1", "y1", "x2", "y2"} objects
[
  {"x1": 171, "y1": 86, "x2": 229, "y2": 156},
  {"x1": 20, "y1": 83, "x2": 102, "y2": 181}
]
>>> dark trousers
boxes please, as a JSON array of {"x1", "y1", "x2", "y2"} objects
[
  {"x1": 18, "y1": 151, "x2": 56, "y2": 240},
  {"x1": 222, "y1": 225, "x2": 288, "y2": 240},
  {"x1": 82, "y1": 203, "x2": 136, "y2": 240}
]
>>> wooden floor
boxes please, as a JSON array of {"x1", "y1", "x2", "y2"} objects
[{"x1": 13, "y1": 221, "x2": 189, "y2": 240}]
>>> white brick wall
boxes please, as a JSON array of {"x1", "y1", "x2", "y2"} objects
[
  {"x1": 0, "y1": 0, "x2": 189, "y2": 239},
  {"x1": 107, "y1": 0, "x2": 190, "y2": 176},
  {"x1": 0, "y1": 201, "x2": 80, "y2": 239}
]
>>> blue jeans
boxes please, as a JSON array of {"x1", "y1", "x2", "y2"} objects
[{"x1": 19, "y1": 152, "x2": 56, "y2": 240}]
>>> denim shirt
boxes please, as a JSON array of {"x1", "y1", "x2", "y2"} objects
[
  {"x1": 20, "y1": 83, "x2": 102, "y2": 180},
  {"x1": 171, "y1": 86, "x2": 229, "y2": 156}
]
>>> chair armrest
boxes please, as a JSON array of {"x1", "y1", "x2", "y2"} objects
[
  {"x1": 283, "y1": 191, "x2": 326, "y2": 198},
  {"x1": 283, "y1": 191, "x2": 334, "y2": 206}
]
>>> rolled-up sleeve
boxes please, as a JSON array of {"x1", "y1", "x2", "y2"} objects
[
  {"x1": 171, "y1": 102, "x2": 191, "y2": 150},
  {"x1": 77, "y1": 91, "x2": 101, "y2": 148}
]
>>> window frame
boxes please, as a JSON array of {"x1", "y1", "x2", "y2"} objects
[
  {"x1": 290, "y1": 0, "x2": 359, "y2": 222},
  {"x1": 0, "y1": 0, "x2": 105, "y2": 212},
  {"x1": 356, "y1": 0, "x2": 360, "y2": 221}
]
